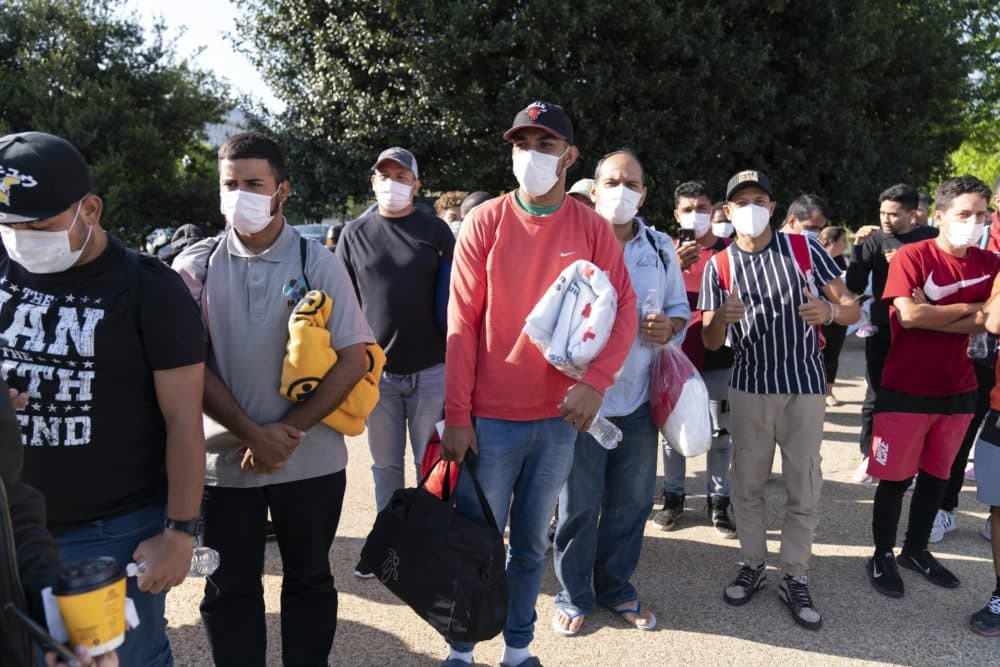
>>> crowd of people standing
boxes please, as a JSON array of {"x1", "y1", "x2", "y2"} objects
[{"x1": 0, "y1": 96, "x2": 998, "y2": 667}]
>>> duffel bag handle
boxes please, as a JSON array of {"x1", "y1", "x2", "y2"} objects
[
  {"x1": 416, "y1": 452, "x2": 500, "y2": 532},
  {"x1": 462, "y1": 453, "x2": 500, "y2": 531}
]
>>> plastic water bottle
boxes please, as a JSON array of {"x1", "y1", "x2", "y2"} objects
[
  {"x1": 642, "y1": 287, "x2": 661, "y2": 347},
  {"x1": 968, "y1": 332, "x2": 989, "y2": 359},
  {"x1": 126, "y1": 546, "x2": 220, "y2": 578},
  {"x1": 642, "y1": 287, "x2": 661, "y2": 317},
  {"x1": 588, "y1": 415, "x2": 623, "y2": 450}
]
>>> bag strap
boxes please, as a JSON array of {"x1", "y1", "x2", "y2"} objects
[
  {"x1": 643, "y1": 228, "x2": 671, "y2": 270},
  {"x1": 417, "y1": 452, "x2": 500, "y2": 530},
  {"x1": 123, "y1": 245, "x2": 141, "y2": 305},
  {"x1": 787, "y1": 232, "x2": 813, "y2": 276},
  {"x1": 299, "y1": 236, "x2": 311, "y2": 291},
  {"x1": 715, "y1": 245, "x2": 733, "y2": 294}
]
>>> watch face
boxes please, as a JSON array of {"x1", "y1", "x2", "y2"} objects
[{"x1": 166, "y1": 518, "x2": 201, "y2": 536}]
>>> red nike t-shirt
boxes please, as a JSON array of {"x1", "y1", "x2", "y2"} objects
[{"x1": 882, "y1": 239, "x2": 1000, "y2": 396}]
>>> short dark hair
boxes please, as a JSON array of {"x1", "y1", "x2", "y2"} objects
[
  {"x1": 786, "y1": 193, "x2": 830, "y2": 222},
  {"x1": 460, "y1": 191, "x2": 494, "y2": 217},
  {"x1": 878, "y1": 183, "x2": 919, "y2": 211},
  {"x1": 934, "y1": 175, "x2": 992, "y2": 212},
  {"x1": 594, "y1": 149, "x2": 644, "y2": 185},
  {"x1": 218, "y1": 131, "x2": 288, "y2": 183},
  {"x1": 673, "y1": 180, "x2": 712, "y2": 204}
]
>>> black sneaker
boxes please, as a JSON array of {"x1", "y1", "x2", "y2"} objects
[
  {"x1": 652, "y1": 491, "x2": 684, "y2": 531},
  {"x1": 970, "y1": 594, "x2": 1000, "y2": 636},
  {"x1": 897, "y1": 549, "x2": 960, "y2": 588},
  {"x1": 352, "y1": 558, "x2": 375, "y2": 579},
  {"x1": 778, "y1": 575, "x2": 822, "y2": 630},
  {"x1": 707, "y1": 496, "x2": 737, "y2": 539},
  {"x1": 868, "y1": 551, "x2": 904, "y2": 598},
  {"x1": 723, "y1": 562, "x2": 766, "y2": 606},
  {"x1": 263, "y1": 519, "x2": 277, "y2": 541}
]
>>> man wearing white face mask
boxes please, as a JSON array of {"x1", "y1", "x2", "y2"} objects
[
  {"x1": 174, "y1": 132, "x2": 373, "y2": 665},
  {"x1": 700, "y1": 170, "x2": 859, "y2": 630},
  {"x1": 440, "y1": 102, "x2": 636, "y2": 667},
  {"x1": 337, "y1": 148, "x2": 454, "y2": 578},
  {"x1": 0, "y1": 131, "x2": 206, "y2": 666},
  {"x1": 551, "y1": 150, "x2": 688, "y2": 637},
  {"x1": 653, "y1": 180, "x2": 736, "y2": 537},
  {"x1": 866, "y1": 175, "x2": 1000, "y2": 601}
]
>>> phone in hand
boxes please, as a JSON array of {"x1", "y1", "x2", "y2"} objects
[
  {"x1": 3, "y1": 602, "x2": 82, "y2": 667},
  {"x1": 677, "y1": 228, "x2": 695, "y2": 244}
]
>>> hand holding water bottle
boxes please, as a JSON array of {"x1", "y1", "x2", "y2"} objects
[
  {"x1": 641, "y1": 287, "x2": 671, "y2": 346},
  {"x1": 127, "y1": 546, "x2": 220, "y2": 579}
]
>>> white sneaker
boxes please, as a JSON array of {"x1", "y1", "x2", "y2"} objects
[
  {"x1": 928, "y1": 509, "x2": 956, "y2": 543},
  {"x1": 851, "y1": 459, "x2": 874, "y2": 484},
  {"x1": 984, "y1": 517, "x2": 993, "y2": 542}
]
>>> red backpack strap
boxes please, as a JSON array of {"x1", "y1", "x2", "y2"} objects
[
  {"x1": 714, "y1": 245, "x2": 733, "y2": 295},
  {"x1": 787, "y1": 232, "x2": 812, "y2": 276}
]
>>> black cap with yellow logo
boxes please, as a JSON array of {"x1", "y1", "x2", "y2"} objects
[{"x1": 0, "y1": 131, "x2": 91, "y2": 224}]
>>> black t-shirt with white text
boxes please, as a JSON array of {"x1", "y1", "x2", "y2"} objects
[{"x1": 0, "y1": 238, "x2": 204, "y2": 529}]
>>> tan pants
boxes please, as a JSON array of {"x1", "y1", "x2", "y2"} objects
[{"x1": 728, "y1": 389, "x2": 825, "y2": 576}]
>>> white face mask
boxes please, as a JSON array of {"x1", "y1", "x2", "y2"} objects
[
  {"x1": 595, "y1": 185, "x2": 642, "y2": 226},
  {"x1": 945, "y1": 216, "x2": 984, "y2": 248},
  {"x1": 374, "y1": 178, "x2": 414, "y2": 213},
  {"x1": 220, "y1": 188, "x2": 278, "y2": 235},
  {"x1": 512, "y1": 149, "x2": 566, "y2": 197},
  {"x1": 0, "y1": 201, "x2": 91, "y2": 274},
  {"x1": 731, "y1": 203, "x2": 771, "y2": 237},
  {"x1": 680, "y1": 211, "x2": 712, "y2": 238},
  {"x1": 712, "y1": 222, "x2": 734, "y2": 238}
]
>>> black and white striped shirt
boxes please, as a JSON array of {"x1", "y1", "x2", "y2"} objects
[{"x1": 697, "y1": 233, "x2": 841, "y2": 394}]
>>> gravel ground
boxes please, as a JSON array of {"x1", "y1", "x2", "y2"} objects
[{"x1": 166, "y1": 336, "x2": 1000, "y2": 666}]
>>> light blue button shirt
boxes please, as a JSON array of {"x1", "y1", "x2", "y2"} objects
[{"x1": 601, "y1": 219, "x2": 690, "y2": 418}]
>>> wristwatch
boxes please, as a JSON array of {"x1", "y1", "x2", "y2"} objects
[{"x1": 164, "y1": 517, "x2": 201, "y2": 537}]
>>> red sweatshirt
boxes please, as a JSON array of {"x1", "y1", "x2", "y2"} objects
[{"x1": 445, "y1": 191, "x2": 638, "y2": 427}]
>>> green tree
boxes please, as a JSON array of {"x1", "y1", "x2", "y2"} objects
[
  {"x1": 0, "y1": 0, "x2": 228, "y2": 243},
  {"x1": 240, "y1": 0, "x2": 998, "y2": 228}
]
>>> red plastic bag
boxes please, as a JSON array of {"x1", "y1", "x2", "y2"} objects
[
  {"x1": 421, "y1": 430, "x2": 460, "y2": 499},
  {"x1": 650, "y1": 344, "x2": 712, "y2": 457}
]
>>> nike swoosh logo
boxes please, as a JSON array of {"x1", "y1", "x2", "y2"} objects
[
  {"x1": 872, "y1": 565, "x2": 883, "y2": 578},
  {"x1": 923, "y1": 271, "x2": 991, "y2": 302},
  {"x1": 560, "y1": 251, "x2": 576, "y2": 257}
]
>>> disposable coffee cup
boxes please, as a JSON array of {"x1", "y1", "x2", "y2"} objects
[{"x1": 53, "y1": 557, "x2": 126, "y2": 657}]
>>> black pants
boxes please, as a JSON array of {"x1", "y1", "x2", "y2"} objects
[
  {"x1": 941, "y1": 363, "x2": 996, "y2": 511},
  {"x1": 860, "y1": 326, "x2": 891, "y2": 455},
  {"x1": 200, "y1": 471, "x2": 346, "y2": 667},
  {"x1": 822, "y1": 322, "x2": 848, "y2": 385}
]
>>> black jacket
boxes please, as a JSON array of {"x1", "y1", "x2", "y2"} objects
[{"x1": 0, "y1": 378, "x2": 60, "y2": 664}]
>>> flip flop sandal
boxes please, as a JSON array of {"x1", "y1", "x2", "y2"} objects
[
  {"x1": 608, "y1": 600, "x2": 657, "y2": 631},
  {"x1": 551, "y1": 604, "x2": 586, "y2": 637}
]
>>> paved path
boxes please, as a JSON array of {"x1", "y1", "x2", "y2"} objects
[{"x1": 166, "y1": 336, "x2": 999, "y2": 665}]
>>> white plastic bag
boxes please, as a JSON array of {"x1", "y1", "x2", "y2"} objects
[{"x1": 650, "y1": 344, "x2": 711, "y2": 457}]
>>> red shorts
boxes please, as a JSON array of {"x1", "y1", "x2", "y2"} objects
[{"x1": 868, "y1": 411, "x2": 973, "y2": 481}]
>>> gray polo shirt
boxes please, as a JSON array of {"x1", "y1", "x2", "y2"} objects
[{"x1": 174, "y1": 223, "x2": 373, "y2": 488}]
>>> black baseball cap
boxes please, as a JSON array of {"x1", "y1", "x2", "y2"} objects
[
  {"x1": 503, "y1": 101, "x2": 574, "y2": 144},
  {"x1": 0, "y1": 131, "x2": 92, "y2": 224},
  {"x1": 726, "y1": 169, "x2": 773, "y2": 200},
  {"x1": 372, "y1": 147, "x2": 419, "y2": 179}
]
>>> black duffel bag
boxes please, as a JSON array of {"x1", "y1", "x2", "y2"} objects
[{"x1": 358, "y1": 454, "x2": 508, "y2": 643}]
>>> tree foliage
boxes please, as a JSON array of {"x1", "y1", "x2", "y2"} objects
[
  {"x1": 241, "y1": 0, "x2": 999, "y2": 228},
  {"x1": 0, "y1": 0, "x2": 228, "y2": 242}
]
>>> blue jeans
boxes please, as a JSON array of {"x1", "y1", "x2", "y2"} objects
[
  {"x1": 55, "y1": 505, "x2": 172, "y2": 667},
  {"x1": 367, "y1": 363, "x2": 446, "y2": 510},
  {"x1": 553, "y1": 402, "x2": 659, "y2": 613},
  {"x1": 449, "y1": 416, "x2": 577, "y2": 651},
  {"x1": 662, "y1": 368, "x2": 733, "y2": 498}
]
